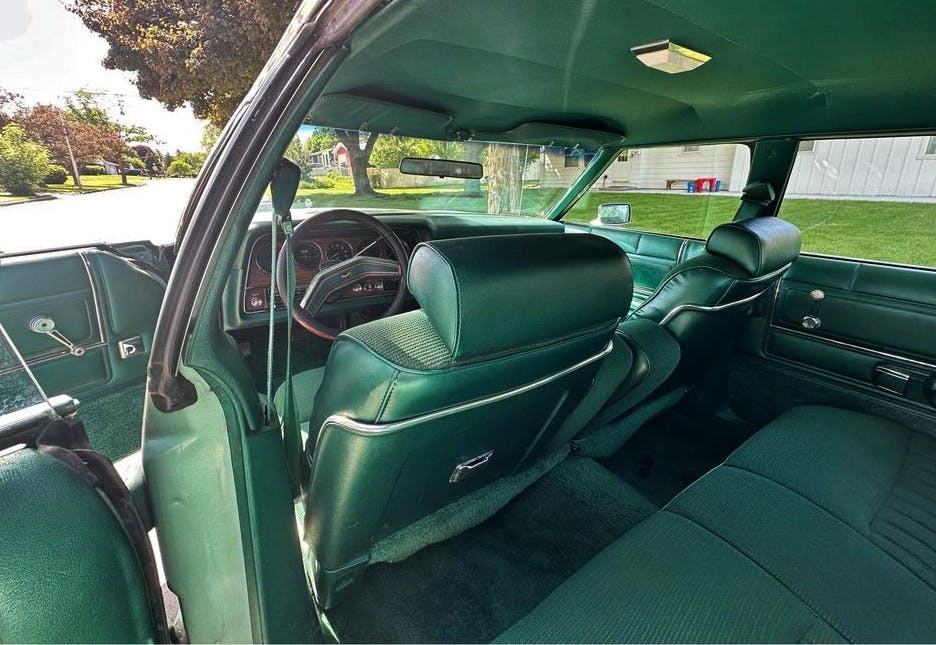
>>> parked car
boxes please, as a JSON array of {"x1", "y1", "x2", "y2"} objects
[{"x1": 1, "y1": 0, "x2": 935, "y2": 643}]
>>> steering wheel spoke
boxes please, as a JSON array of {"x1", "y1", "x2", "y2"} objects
[{"x1": 276, "y1": 209, "x2": 410, "y2": 340}]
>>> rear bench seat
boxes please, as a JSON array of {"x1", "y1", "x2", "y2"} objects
[{"x1": 497, "y1": 406, "x2": 936, "y2": 642}]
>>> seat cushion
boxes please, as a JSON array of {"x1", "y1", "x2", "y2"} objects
[{"x1": 497, "y1": 406, "x2": 936, "y2": 643}]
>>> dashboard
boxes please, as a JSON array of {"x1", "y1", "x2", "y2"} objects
[
  {"x1": 242, "y1": 225, "x2": 420, "y2": 314},
  {"x1": 226, "y1": 211, "x2": 566, "y2": 330}
]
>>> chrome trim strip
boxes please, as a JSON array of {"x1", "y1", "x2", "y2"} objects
[
  {"x1": 660, "y1": 288, "x2": 770, "y2": 326},
  {"x1": 318, "y1": 340, "x2": 614, "y2": 437},
  {"x1": 768, "y1": 326, "x2": 936, "y2": 371},
  {"x1": 78, "y1": 250, "x2": 107, "y2": 342},
  {"x1": 0, "y1": 341, "x2": 108, "y2": 377}
]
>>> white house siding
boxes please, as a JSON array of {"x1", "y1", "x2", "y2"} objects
[
  {"x1": 534, "y1": 152, "x2": 590, "y2": 187},
  {"x1": 538, "y1": 144, "x2": 748, "y2": 190},
  {"x1": 627, "y1": 144, "x2": 741, "y2": 191},
  {"x1": 787, "y1": 137, "x2": 936, "y2": 198}
]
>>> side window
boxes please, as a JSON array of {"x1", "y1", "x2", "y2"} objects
[
  {"x1": 778, "y1": 136, "x2": 936, "y2": 267},
  {"x1": 564, "y1": 143, "x2": 751, "y2": 239}
]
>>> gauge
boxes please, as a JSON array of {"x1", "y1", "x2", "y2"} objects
[
  {"x1": 294, "y1": 242, "x2": 322, "y2": 267},
  {"x1": 356, "y1": 238, "x2": 382, "y2": 257},
  {"x1": 326, "y1": 240, "x2": 353, "y2": 262},
  {"x1": 254, "y1": 236, "x2": 273, "y2": 272},
  {"x1": 255, "y1": 252, "x2": 272, "y2": 273}
]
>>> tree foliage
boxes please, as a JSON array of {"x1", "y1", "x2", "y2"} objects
[
  {"x1": 14, "y1": 105, "x2": 123, "y2": 183},
  {"x1": 0, "y1": 123, "x2": 51, "y2": 195},
  {"x1": 68, "y1": 0, "x2": 299, "y2": 127},
  {"x1": 167, "y1": 159, "x2": 195, "y2": 177}
]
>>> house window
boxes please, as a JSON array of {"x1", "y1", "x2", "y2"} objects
[
  {"x1": 798, "y1": 140, "x2": 815, "y2": 153},
  {"x1": 681, "y1": 144, "x2": 700, "y2": 153},
  {"x1": 925, "y1": 137, "x2": 936, "y2": 156},
  {"x1": 564, "y1": 150, "x2": 580, "y2": 167}
]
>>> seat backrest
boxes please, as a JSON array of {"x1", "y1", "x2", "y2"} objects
[
  {"x1": 630, "y1": 217, "x2": 801, "y2": 380},
  {"x1": 0, "y1": 446, "x2": 158, "y2": 642},
  {"x1": 304, "y1": 233, "x2": 633, "y2": 607}
]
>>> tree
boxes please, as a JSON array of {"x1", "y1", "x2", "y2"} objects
[
  {"x1": 201, "y1": 124, "x2": 222, "y2": 153},
  {"x1": 15, "y1": 105, "x2": 124, "y2": 185},
  {"x1": 369, "y1": 136, "x2": 453, "y2": 169},
  {"x1": 167, "y1": 159, "x2": 195, "y2": 177},
  {"x1": 0, "y1": 123, "x2": 51, "y2": 195},
  {"x1": 0, "y1": 89, "x2": 23, "y2": 129},
  {"x1": 68, "y1": 0, "x2": 299, "y2": 127},
  {"x1": 335, "y1": 130, "x2": 378, "y2": 197},
  {"x1": 486, "y1": 144, "x2": 524, "y2": 214}
]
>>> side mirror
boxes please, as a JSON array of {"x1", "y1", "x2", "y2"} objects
[{"x1": 597, "y1": 202, "x2": 631, "y2": 226}]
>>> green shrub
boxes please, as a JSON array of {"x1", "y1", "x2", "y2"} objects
[
  {"x1": 122, "y1": 155, "x2": 144, "y2": 170},
  {"x1": 44, "y1": 164, "x2": 69, "y2": 184},
  {"x1": 0, "y1": 123, "x2": 51, "y2": 195},
  {"x1": 82, "y1": 164, "x2": 104, "y2": 176},
  {"x1": 166, "y1": 159, "x2": 195, "y2": 177}
]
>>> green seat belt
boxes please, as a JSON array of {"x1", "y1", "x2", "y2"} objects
[{"x1": 266, "y1": 159, "x2": 303, "y2": 497}]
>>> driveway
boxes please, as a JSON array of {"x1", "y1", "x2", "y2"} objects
[{"x1": 1, "y1": 178, "x2": 197, "y2": 254}]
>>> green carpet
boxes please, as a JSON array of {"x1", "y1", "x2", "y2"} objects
[
  {"x1": 325, "y1": 456, "x2": 656, "y2": 643},
  {"x1": 79, "y1": 382, "x2": 145, "y2": 460},
  {"x1": 601, "y1": 408, "x2": 756, "y2": 506}
]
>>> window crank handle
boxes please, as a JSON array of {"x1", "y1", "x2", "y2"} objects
[{"x1": 28, "y1": 316, "x2": 85, "y2": 357}]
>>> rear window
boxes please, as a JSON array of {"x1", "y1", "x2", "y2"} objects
[{"x1": 778, "y1": 136, "x2": 936, "y2": 267}]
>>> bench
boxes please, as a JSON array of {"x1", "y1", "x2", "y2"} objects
[
  {"x1": 664, "y1": 178, "x2": 692, "y2": 190},
  {"x1": 497, "y1": 405, "x2": 936, "y2": 642}
]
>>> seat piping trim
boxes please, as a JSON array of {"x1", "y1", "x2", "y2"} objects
[
  {"x1": 317, "y1": 340, "x2": 614, "y2": 437},
  {"x1": 659, "y1": 287, "x2": 770, "y2": 325}
]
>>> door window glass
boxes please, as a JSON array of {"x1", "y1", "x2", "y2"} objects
[{"x1": 778, "y1": 136, "x2": 936, "y2": 267}]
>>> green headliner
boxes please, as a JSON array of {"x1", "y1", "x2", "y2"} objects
[{"x1": 307, "y1": 0, "x2": 936, "y2": 146}]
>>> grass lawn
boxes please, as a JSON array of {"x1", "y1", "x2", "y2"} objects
[
  {"x1": 43, "y1": 174, "x2": 147, "y2": 194},
  {"x1": 0, "y1": 194, "x2": 35, "y2": 206},
  {"x1": 291, "y1": 186, "x2": 936, "y2": 267}
]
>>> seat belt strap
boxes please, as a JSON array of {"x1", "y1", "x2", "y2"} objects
[
  {"x1": 279, "y1": 211, "x2": 302, "y2": 497},
  {"x1": 265, "y1": 204, "x2": 302, "y2": 497}
]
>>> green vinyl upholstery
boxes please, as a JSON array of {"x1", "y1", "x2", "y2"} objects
[
  {"x1": 628, "y1": 217, "x2": 801, "y2": 382},
  {"x1": 0, "y1": 448, "x2": 157, "y2": 643},
  {"x1": 303, "y1": 233, "x2": 633, "y2": 607},
  {"x1": 497, "y1": 406, "x2": 936, "y2": 643}
]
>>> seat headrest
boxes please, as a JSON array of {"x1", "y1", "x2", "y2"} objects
[
  {"x1": 407, "y1": 233, "x2": 632, "y2": 360},
  {"x1": 706, "y1": 217, "x2": 801, "y2": 277}
]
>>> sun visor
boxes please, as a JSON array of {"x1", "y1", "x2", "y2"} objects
[{"x1": 306, "y1": 94, "x2": 452, "y2": 138}]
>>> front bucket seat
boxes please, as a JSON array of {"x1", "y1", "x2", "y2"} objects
[{"x1": 303, "y1": 232, "x2": 633, "y2": 607}]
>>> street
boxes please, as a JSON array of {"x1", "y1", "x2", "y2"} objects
[{"x1": 0, "y1": 178, "x2": 197, "y2": 254}]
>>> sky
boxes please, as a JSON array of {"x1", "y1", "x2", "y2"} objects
[{"x1": 0, "y1": 0, "x2": 206, "y2": 152}]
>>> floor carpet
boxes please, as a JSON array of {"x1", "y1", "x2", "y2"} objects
[
  {"x1": 79, "y1": 382, "x2": 145, "y2": 460},
  {"x1": 601, "y1": 408, "x2": 757, "y2": 506},
  {"x1": 325, "y1": 456, "x2": 657, "y2": 643}
]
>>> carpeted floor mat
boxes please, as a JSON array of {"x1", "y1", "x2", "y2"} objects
[
  {"x1": 79, "y1": 382, "x2": 145, "y2": 460},
  {"x1": 601, "y1": 408, "x2": 757, "y2": 506},
  {"x1": 325, "y1": 456, "x2": 656, "y2": 643}
]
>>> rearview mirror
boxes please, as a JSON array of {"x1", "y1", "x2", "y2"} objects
[
  {"x1": 597, "y1": 202, "x2": 631, "y2": 226},
  {"x1": 399, "y1": 157, "x2": 483, "y2": 179}
]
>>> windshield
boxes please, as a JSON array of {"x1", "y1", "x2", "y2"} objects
[{"x1": 260, "y1": 126, "x2": 597, "y2": 218}]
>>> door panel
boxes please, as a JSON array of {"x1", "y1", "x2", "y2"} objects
[
  {"x1": 737, "y1": 254, "x2": 936, "y2": 418},
  {"x1": 0, "y1": 248, "x2": 166, "y2": 457}
]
